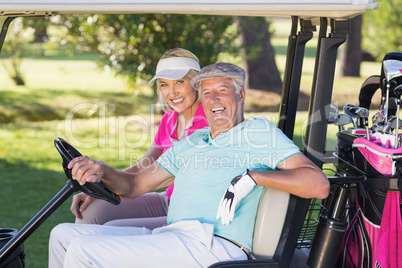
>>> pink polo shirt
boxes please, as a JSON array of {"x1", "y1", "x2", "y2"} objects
[{"x1": 153, "y1": 105, "x2": 208, "y2": 199}]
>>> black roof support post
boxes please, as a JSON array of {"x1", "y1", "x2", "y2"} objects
[
  {"x1": 303, "y1": 18, "x2": 349, "y2": 169},
  {"x1": 0, "y1": 17, "x2": 16, "y2": 56},
  {"x1": 278, "y1": 17, "x2": 315, "y2": 140}
]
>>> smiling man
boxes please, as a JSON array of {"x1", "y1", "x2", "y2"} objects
[{"x1": 49, "y1": 62, "x2": 329, "y2": 268}]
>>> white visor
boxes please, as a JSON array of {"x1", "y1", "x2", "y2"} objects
[{"x1": 149, "y1": 57, "x2": 201, "y2": 85}]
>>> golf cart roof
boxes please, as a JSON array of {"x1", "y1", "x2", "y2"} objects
[{"x1": 0, "y1": 0, "x2": 380, "y2": 19}]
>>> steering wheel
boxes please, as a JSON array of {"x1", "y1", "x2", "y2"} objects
[{"x1": 54, "y1": 137, "x2": 121, "y2": 205}]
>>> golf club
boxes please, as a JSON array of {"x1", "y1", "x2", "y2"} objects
[
  {"x1": 335, "y1": 113, "x2": 355, "y2": 131},
  {"x1": 382, "y1": 59, "x2": 402, "y2": 124},
  {"x1": 393, "y1": 84, "x2": 402, "y2": 147},
  {"x1": 344, "y1": 104, "x2": 369, "y2": 138}
]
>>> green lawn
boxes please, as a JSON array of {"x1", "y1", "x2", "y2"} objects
[
  {"x1": 0, "y1": 117, "x2": 156, "y2": 266},
  {"x1": 0, "y1": 51, "x2": 158, "y2": 266},
  {"x1": 0, "y1": 18, "x2": 385, "y2": 267}
]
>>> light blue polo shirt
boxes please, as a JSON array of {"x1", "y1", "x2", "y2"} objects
[{"x1": 156, "y1": 116, "x2": 301, "y2": 250}]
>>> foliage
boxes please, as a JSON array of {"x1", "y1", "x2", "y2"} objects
[
  {"x1": 51, "y1": 14, "x2": 235, "y2": 97},
  {"x1": 362, "y1": 0, "x2": 402, "y2": 60},
  {"x1": 0, "y1": 18, "x2": 35, "y2": 85},
  {"x1": 22, "y1": 16, "x2": 50, "y2": 43}
]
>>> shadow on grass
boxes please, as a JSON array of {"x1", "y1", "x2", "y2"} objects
[
  {"x1": 0, "y1": 89, "x2": 156, "y2": 123},
  {"x1": 0, "y1": 158, "x2": 74, "y2": 226},
  {"x1": 0, "y1": 158, "x2": 76, "y2": 267}
]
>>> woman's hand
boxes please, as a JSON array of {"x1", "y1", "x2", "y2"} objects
[{"x1": 70, "y1": 192, "x2": 95, "y2": 219}]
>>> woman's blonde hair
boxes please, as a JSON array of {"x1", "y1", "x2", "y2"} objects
[{"x1": 157, "y1": 48, "x2": 200, "y2": 111}]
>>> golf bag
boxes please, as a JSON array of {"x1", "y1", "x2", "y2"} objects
[
  {"x1": 337, "y1": 52, "x2": 402, "y2": 268},
  {"x1": 352, "y1": 136, "x2": 402, "y2": 176},
  {"x1": 342, "y1": 139, "x2": 402, "y2": 268},
  {"x1": 0, "y1": 229, "x2": 24, "y2": 268},
  {"x1": 341, "y1": 177, "x2": 402, "y2": 268}
]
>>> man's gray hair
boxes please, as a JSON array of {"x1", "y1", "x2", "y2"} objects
[{"x1": 191, "y1": 62, "x2": 246, "y2": 92}]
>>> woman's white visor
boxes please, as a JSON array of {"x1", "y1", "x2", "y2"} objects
[{"x1": 149, "y1": 57, "x2": 201, "y2": 85}]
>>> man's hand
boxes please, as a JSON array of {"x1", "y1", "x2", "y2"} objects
[
  {"x1": 68, "y1": 156, "x2": 106, "y2": 185},
  {"x1": 216, "y1": 170, "x2": 256, "y2": 226},
  {"x1": 70, "y1": 193, "x2": 95, "y2": 220}
]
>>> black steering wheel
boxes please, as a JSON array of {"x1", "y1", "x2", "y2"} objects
[{"x1": 54, "y1": 137, "x2": 121, "y2": 205}]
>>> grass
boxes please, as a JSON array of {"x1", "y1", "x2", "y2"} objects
[
  {"x1": 0, "y1": 56, "x2": 155, "y2": 123},
  {"x1": 0, "y1": 50, "x2": 159, "y2": 266},
  {"x1": 0, "y1": 18, "x2": 386, "y2": 267},
  {"x1": 0, "y1": 118, "x2": 155, "y2": 266}
]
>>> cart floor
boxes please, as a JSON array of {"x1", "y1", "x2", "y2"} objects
[{"x1": 289, "y1": 248, "x2": 310, "y2": 268}]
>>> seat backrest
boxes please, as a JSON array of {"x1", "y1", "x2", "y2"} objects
[
  {"x1": 252, "y1": 187, "x2": 311, "y2": 267},
  {"x1": 209, "y1": 186, "x2": 311, "y2": 268},
  {"x1": 252, "y1": 187, "x2": 290, "y2": 258}
]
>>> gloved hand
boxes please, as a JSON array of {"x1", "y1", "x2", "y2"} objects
[{"x1": 216, "y1": 170, "x2": 256, "y2": 226}]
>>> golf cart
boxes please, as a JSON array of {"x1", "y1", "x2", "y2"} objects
[{"x1": 0, "y1": 1, "x2": 382, "y2": 267}]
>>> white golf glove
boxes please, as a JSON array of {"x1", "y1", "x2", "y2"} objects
[{"x1": 216, "y1": 170, "x2": 256, "y2": 226}]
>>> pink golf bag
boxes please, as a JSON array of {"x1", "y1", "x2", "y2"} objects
[
  {"x1": 339, "y1": 136, "x2": 402, "y2": 267},
  {"x1": 352, "y1": 136, "x2": 402, "y2": 176}
]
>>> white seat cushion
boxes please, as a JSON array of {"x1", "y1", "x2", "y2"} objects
[{"x1": 252, "y1": 187, "x2": 290, "y2": 259}]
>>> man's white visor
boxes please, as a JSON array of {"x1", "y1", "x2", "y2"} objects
[{"x1": 149, "y1": 57, "x2": 201, "y2": 85}]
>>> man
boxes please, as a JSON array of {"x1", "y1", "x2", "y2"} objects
[{"x1": 49, "y1": 62, "x2": 329, "y2": 267}]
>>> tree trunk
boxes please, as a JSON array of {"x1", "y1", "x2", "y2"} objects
[
  {"x1": 339, "y1": 15, "x2": 362, "y2": 77},
  {"x1": 235, "y1": 16, "x2": 282, "y2": 93},
  {"x1": 34, "y1": 27, "x2": 48, "y2": 43}
]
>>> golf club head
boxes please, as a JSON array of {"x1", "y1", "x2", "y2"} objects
[
  {"x1": 383, "y1": 116, "x2": 398, "y2": 133},
  {"x1": 344, "y1": 105, "x2": 369, "y2": 128},
  {"x1": 329, "y1": 104, "x2": 339, "y2": 118},
  {"x1": 383, "y1": 59, "x2": 402, "y2": 82},
  {"x1": 335, "y1": 113, "x2": 355, "y2": 128},
  {"x1": 394, "y1": 84, "x2": 402, "y2": 98},
  {"x1": 343, "y1": 103, "x2": 357, "y2": 114},
  {"x1": 390, "y1": 116, "x2": 402, "y2": 130},
  {"x1": 372, "y1": 110, "x2": 386, "y2": 125},
  {"x1": 372, "y1": 123, "x2": 384, "y2": 133},
  {"x1": 346, "y1": 106, "x2": 369, "y2": 118},
  {"x1": 327, "y1": 104, "x2": 339, "y2": 124}
]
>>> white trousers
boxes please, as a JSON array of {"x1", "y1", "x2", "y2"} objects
[{"x1": 49, "y1": 220, "x2": 247, "y2": 268}]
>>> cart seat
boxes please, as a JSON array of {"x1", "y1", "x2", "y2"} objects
[{"x1": 209, "y1": 187, "x2": 310, "y2": 268}]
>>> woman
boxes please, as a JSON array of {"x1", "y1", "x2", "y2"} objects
[{"x1": 70, "y1": 48, "x2": 208, "y2": 229}]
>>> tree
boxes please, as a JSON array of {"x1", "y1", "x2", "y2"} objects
[
  {"x1": 235, "y1": 16, "x2": 282, "y2": 93},
  {"x1": 55, "y1": 14, "x2": 234, "y2": 97},
  {"x1": 1, "y1": 18, "x2": 35, "y2": 86},
  {"x1": 362, "y1": 0, "x2": 402, "y2": 60},
  {"x1": 22, "y1": 17, "x2": 49, "y2": 43},
  {"x1": 339, "y1": 15, "x2": 362, "y2": 77}
]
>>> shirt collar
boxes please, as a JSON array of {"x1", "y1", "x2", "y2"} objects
[
  {"x1": 202, "y1": 118, "x2": 248, "y2": 143},
  {"x1": 193, "y1": 105, "x2": 206, "y2": 123}
]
